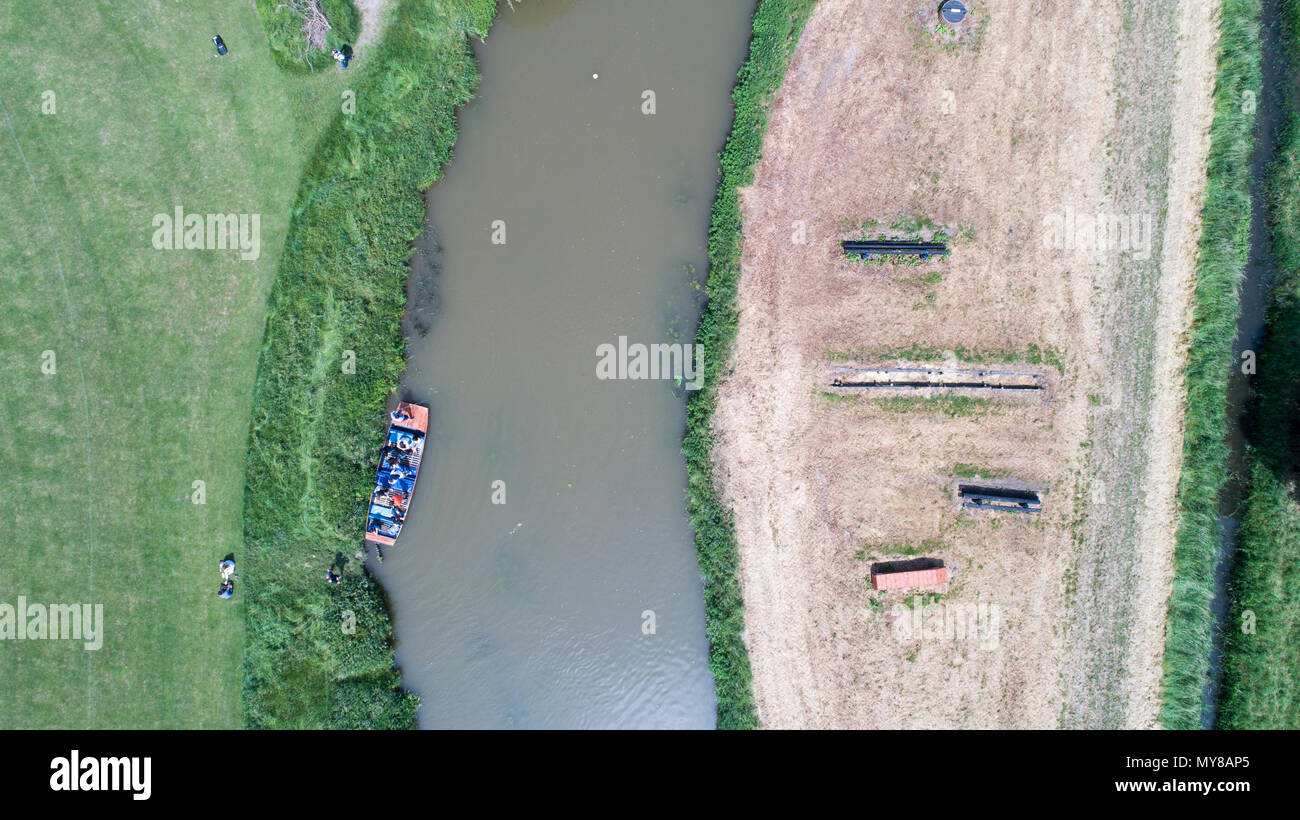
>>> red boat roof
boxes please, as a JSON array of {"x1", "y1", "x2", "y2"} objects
[
  {"x1": 872, "y1": 566, "x2": 949, "y2": 591},
  {"x1": 391, "y1": 401, "x2": 428, "y2": 434}
]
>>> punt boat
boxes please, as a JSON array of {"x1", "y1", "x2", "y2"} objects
[{"x1": 364, "y1": 401, "x2": 428, "y2": 550}]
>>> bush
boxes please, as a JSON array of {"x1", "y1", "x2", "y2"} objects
[{"x1": 255, "y1": 0, "x2": 363, "y2": 72}]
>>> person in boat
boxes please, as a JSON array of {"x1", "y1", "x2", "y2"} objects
[
  {"x1": 380, "y1": 490, "x2": 403, "y2": 511},
  {"x1": 390, "y1": 405, "x2": 412, "y2": 424},
  {"x1": 217, "y1": 580, "x2": 234, "y2": 599}
]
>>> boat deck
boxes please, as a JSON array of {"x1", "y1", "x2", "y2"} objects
[{"x1": 364, "y1": 402, "x2": 428, "y2": 547}]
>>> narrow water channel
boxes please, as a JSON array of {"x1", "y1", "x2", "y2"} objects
[
  {"x1": 1203, "y1": 0, "x2": 1285, "y2": 728},
  {"x1": 370, "y1": 0, "x2": 756, "y2": 728}
]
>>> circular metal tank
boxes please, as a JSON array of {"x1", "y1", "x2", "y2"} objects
[{"x1": 939, "y1": 1, "x2": 968, "y2": 24}]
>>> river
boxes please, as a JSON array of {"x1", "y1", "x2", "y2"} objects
[{"x1": 370, "y1": 0, "x2": 756, "y2": 729}]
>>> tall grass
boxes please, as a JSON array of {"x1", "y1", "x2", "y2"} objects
[
  {"x1": 1158, "y1": 0, "x2": 1260, "y2": 729},
  {"x1": 1218, "y1": 464, "x2": 1300, "y2": 727},
  {"x1": 1217, "y1": 0, "x2": 1300, "y2": 727},
  {"x1": 240, "y1": 0, "x2": 497, "y2": 728},
  {"x1": 684, "y1": 0, "x2": 816, "y2": 730},
  {"x1": 254, "y1": 0, "x2": 363, "y2": 72}
]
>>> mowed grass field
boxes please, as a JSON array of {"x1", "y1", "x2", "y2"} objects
[{"x1": 0, "y1": 0, "x2": 352, "y2": 727}]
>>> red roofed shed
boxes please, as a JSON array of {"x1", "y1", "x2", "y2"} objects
[{"x1": 871, "y1": 566, "x2": 950, "y2": 591}]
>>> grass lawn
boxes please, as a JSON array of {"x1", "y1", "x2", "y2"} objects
[{"x1": 0, "y1": 0, "x2": 354, "y2": 728}]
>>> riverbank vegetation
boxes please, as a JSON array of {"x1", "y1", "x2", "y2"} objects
[
  {"x1": 684, "y1": 0, "x2": 816, "y2": 730},
  {"x1": 241, "y1": 0, "x2": 496, "y2": 729},
  {"x1": 1159, "y1": 0, "x2": 1260, "y2": 729},
  {"x1": 1217, "y1": 0, "x2": 1300, "y2": 729},
  {"x1": 254, "y1": 0, "x2": 361, "y2": 71}
]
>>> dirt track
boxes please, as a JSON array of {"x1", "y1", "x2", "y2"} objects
[
  {"x1": 355, "y1": 0, "x2": 388, "y2": 48},
  {"x1": 712, "y1": 0, "x2": 1219, "y2": 728}
]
